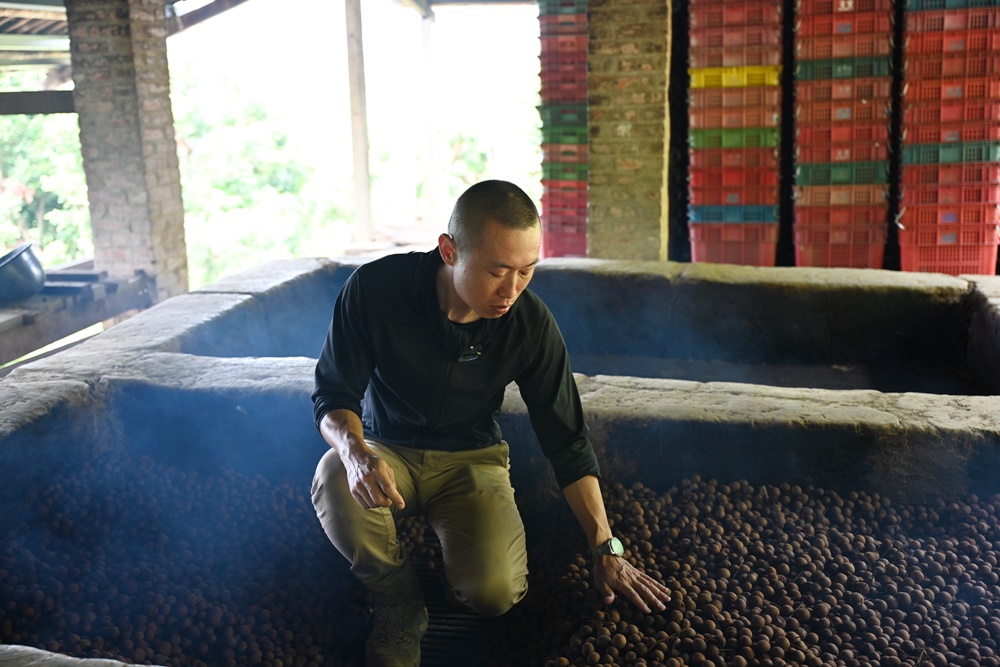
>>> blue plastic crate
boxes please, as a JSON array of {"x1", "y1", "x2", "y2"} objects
[{"x1": 690, "y1": 205, "x2": 779, "y2": 223}]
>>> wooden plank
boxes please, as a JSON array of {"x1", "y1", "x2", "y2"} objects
[
  {"x1": 40, "y1": 281, "x2": 92, "y2": 297},
  {"x1": 0, "y1": 312, "x2": 25, "y2": 336},
  {"x1": 345, "y1": 0, "x2": 373, "y2": 243},
  {"x1": 0, "y1": 90, "x2": 74, "y2": 115},
  {"x1": 167, "y1": 0, "x2": 253, "y2": 36}
]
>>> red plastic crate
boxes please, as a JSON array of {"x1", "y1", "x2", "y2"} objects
[
  {"x1": 689, "y1": 106, "x2": 781, "y2": 128},
  {"x1": 898, "y1": 204, "x2": 1000, "y2": 226},
  {"x1": 689, "y1": 223, "x2": 779, "y2": 266},
  {"x1": 542, "y1": 212, "x2": 586, "y2": 232},
  {"x1": 690, "y1": 87, "x2": 783, "y2": 109},
  {"x1": 689, "y1": 2, "x2": 782, "y2": 28},
  {"x1": 691, "y1": 186, "x2": 779, "y2": 205},
  {"x1": 690, "y1": 167, "x2": 781, "y2": 189},
  {"x1": 798, "y1": 122, "x2": 889, "y2": 144},
  {"x1": 541, "y1": 80, "x2": 588, "y2": 103},
  {"x1": 797, "y1": 32, "x2": 892, "y2": 59},
  {"x1": 798, "y1": 0, "x2": 893, "y2": 16},
  {"x1": 904, "y1": 52, "x2": 1000, "y2": 80},
  {"x1": 539, "y1": 13, "x2": 587, "y2": 34},
  {"x1": 689, "y1": 46, "x2": 783, "y2": 68},
  {"x1": 794, "y1": 222, "x2": 887, "y2": 268},
  {"x1": 903, "y1": 184, "x2": 1000, "y2": 205},
  {"x1": 689, "y1": 147, "x2": 780, "y2": 169},
  {"x1": 796, "y1": 77, "x2": 893, "y2": 102},
  {"x1": 904, "y1": 100, "x2": 1000, "y2": 125},
  {"x1": 906, "y1": 30, "x2": 1000, "y2": 55},
  {"x1": 796, "y1": 183, "x2": 888, "y2": 205},
  {"x1": 543, "y1": 179, "x2": 588, "y2": 194},
  {"x1": 797, "y1": 99, "x2": 890, "y2": 123},
  {"x1": 905, "y1": 77, "x2": 1000, "y2": 102},
  {"x1": 902, "y1": 162, "x2": 1000, "y2": 186},
  {"x1": 899, "y1": 239, "x2": 998, "y2": 275},
  {"x1": 542, "y1": 144, "x2": 589, "y2": 163},
  {"x1": 797, "y1": 12, "x2": 893, "y2": 36},
  {"x1": 798, "y1": 142, "x2": 890, "y2": 163},
  {"x1": 905, "y1": 121, "x2": 1000, "y2": 144},
  {"x1": 906, "y1": 7, "x2": 1000, "y2": 32},
  {"x1": 540, "y1": 35, "x2": 587, "y2": 62},
  {"x1": 795, "y1": 205, "x2": 888, "y2": 225},
  {"x1": 542, "y1": 187, "x2": 588, "y2": 211},
  {"x1": 541, "y1": 228, "x2": 587, "y2": 258},
  {"x1": 690, "y1": 25, "x2": 782, "y2": 49}
]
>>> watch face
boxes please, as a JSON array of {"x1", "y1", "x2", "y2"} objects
[{"x1": 610, "y1": 537, "x2": 624, "y2": 556}]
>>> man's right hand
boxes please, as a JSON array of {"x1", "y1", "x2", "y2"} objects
[{"x1": 344, "y1": 452, "x2": 406, "y2": 510}]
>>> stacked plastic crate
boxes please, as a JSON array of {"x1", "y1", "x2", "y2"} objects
[
  {"x1": 539, "y1": 0, "x2": 588, "y2": 258},
  {"x1": 688, "y1": 0, "x2": 783, "y2": 265},
  {"x1": 898, "y1": 2, "x2": 1000, "y2": 275},
  {"x1": 793, "y1": 0, "x2": 894, "y2": 268}
]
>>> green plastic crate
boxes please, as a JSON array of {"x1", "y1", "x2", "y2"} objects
[
  {"x1": 797, "y1": 162, "x2": 890, "y2": 186},
  {"x1": 797, "y1": 57, "x2": 892, "y2": 81},
  {"x1": 543, "y1": 162, "x2": 589, "y2": 180},
  {"x1": 903, "y1": 142, "x2": 1000, "y2": 165},
  {"x1": 541, "y1": 125, "x2": 588, "y2": 144},
  {"x1": 906, "y1": 0, "x2": 997, "y2": 9},
  {"x1": 690, "y1": 127, "x2": 781, "y2": 149},
  {"x1": 538, "y1": 0, "x2": 588, "y2": 14},
  {"x1": 539, "y1": 104, "x2": 588, "y2": 125}
]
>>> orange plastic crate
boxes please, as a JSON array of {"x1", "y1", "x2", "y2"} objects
[
  {"x1": 540, "y1": 35, "x2": 587, "y2": 63},
  {"x1": 689, "y1": 47, "x2": 783, "y2": 68},
  {"x1": 689, "y1": 106, "x2": 781, "y2": 128},
  {"x1": 904, "y1": 77, "x2": 1000, "y2": 102},
  {"x1": 795, "y1": 183, "x2": 888, "y2": 206},
  {"x1": 794, "y1": 222, "x2": 887, "y2": 268},
  {"x1": 903, "y1": 184, "x2": 1000, "y2": 205},
  {"x1": 799, "y1": 0, "x2": 893, "y2": 15},
  {"x1": 542, "y1": 144, "x2": 589, "y2": 164},
  {"x1": 798, "y1": 122, "x2": 890, "y2": 144},
  {"x1": 689, "y1": 2, "x2": 782, "y2": 28},
  {"x1": 689, "y1": 223, "x2": 779, "y2": 266},
  {"x1": 898, "y1": 204, "x2": 1000, "y2": 226},
  {"x1": 690, "y1": 167, "x2": 781, "y2": 189},
  {"x1": 798, "y1": 142, "x2": 890, "y2": 162},
  {"x1": 795, "y1": 205, "x2": 888, "y2": 225},
  {"x1": 797, "y1": 32, "x2": 892, "y2": 59},
  {"x1": 902, "y1": 162, "x2": 1000, "y2": 186},
  {"x1": 797, "y1": 11, "x2": 893, "y2": 36},
  {"x1": 543, "y1": 179, "x2": 588, "y2": 194},
  {"x1": 905, "y1": 121, "x2": 1000, "y2": 144},
  {"x1": 690, "y1": 87, "x2": 783, "y2": 109},
  {"x1": 798, "y1": 98, "x2": 890, "y2": 123},
  {"x1": 542, "y1": 187, "x2": 588, "y2": 211},
  {"x1": 796, "y1": 77, "x2": 893, "y2": 102},
  {"x1": 690, "y1": 25, "x2": 782, "y2": 49},
  {"x1": 906, "y1": 29, "x2": 1000, "y2": 55},
  {"x1": 904, "y1": 52, "x2": 1000, "y2": 80},
  {"x1": 906, "y1": 7, "x2": 1000, "y2": 32},
  {"x1": 689, "y1": 147, "x2": 780, "y2": 169},
  {"x1": 691, "y1": 186, "x2": 779, "y2": 205},
  {"x1": 541, "y1": 229, "x2": 587, "y2": 258},
  {"x1": 899, "y1": 227, "x2": 999, "y2": 275}
]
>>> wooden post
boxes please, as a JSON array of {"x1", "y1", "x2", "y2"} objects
[{"x1": 345, "y1": 0, "x2": 373, "y2": 243}]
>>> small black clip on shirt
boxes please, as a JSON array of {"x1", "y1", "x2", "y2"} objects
[{"x1": 457, "y1": 344, "x2": 482, "y2": 363}]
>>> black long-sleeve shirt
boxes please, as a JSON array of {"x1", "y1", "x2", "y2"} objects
[{"x1": 312, "y1": 249, "x2": 599, "y2": 489}]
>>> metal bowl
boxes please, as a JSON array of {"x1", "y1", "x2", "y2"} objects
[{"x1": 0, "y1": 243, "x2": 46, "y2": 306}]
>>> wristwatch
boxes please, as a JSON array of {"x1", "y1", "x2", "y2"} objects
[{"x1": 587, "y1": 537, "x2": 625, "y2": 560}]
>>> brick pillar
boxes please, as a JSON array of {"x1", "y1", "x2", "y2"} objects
[
  {"x1": 588, "y1": 0, "x2": 671, "y2": 260},
  {"x1": 66, "y1": 0, "x2": 188, "y2": 301}
]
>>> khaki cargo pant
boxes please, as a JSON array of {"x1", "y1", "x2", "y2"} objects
[{"x1": 311, "y1": 441, "x2": 529, "y2": 615}]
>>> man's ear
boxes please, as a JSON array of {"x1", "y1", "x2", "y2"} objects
[{"x1": 438, "y1": 233, "x2": 458, "y2": 266}]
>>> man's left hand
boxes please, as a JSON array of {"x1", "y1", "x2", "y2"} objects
[{"x1": 593, "y1": 555, "x2": 670, "y2": 614}]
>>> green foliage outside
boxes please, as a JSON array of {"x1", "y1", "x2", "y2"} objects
[{"x1": 0, "y1": 71, "x2": 92, "y2": 269}]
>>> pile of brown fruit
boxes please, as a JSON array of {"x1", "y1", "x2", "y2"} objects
[{"x1": 2, "y1": 451, "x2": 999, "y2": 667}]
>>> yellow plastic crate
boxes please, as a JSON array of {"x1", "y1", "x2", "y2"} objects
[{"x1": 689, "y1": 65, "x2": 782, "y2": 88}]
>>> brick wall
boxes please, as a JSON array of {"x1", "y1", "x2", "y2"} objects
[
  {"x1": 66, "y1": 0, "x2": 188, "y2": 301},
  {"x1": 588, "y1": 0, "x2": 671, "y2": 260}
]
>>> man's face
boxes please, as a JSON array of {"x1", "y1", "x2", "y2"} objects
[{"x1": 450, "y1": 219, "x2": 541, "y2": 320}]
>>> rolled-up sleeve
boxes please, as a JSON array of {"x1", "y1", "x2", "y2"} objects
[
  {"x1": 516, "y1": 312, "x2": 600, "y2": 489},
  {"x1": 312, "y1": 269, "x2": 375, "y2": 429}
]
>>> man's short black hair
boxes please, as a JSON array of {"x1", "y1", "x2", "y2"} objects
[{"x1": 448, "y1": 180, "x2": 539, "y2": 252}]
